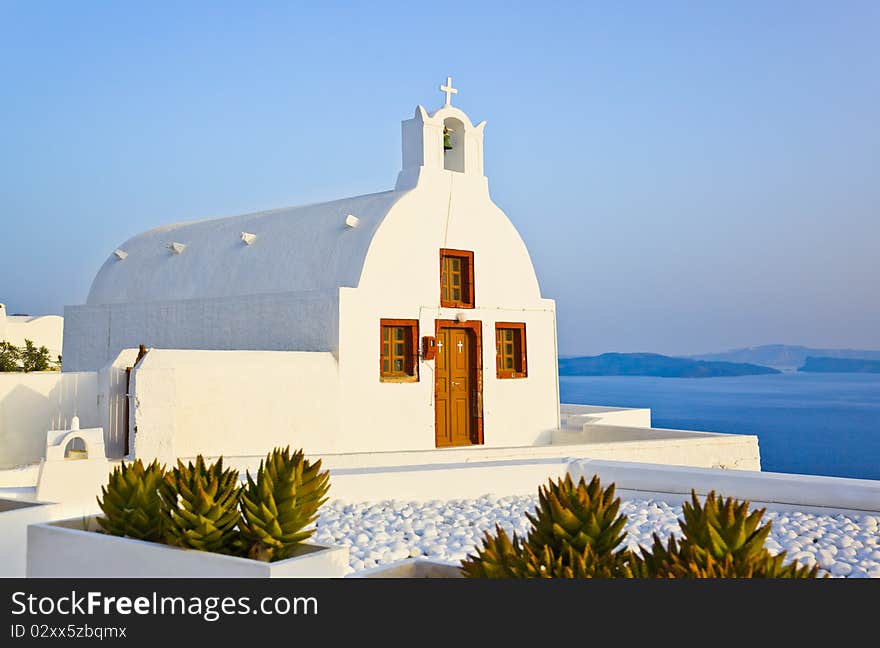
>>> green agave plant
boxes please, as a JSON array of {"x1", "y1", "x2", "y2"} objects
[
  {"x1": 634, "y1": 490, "x2": 820, "y2": 578},
  {"x1": 239, "y1": 446, "x2": 330, "y2": 562},
  {"x1": 463, "y1": 475, "x2": 635, "y2": 578},
  {"x1": 461, "y1": 525, "x2": 638, "y2": 578},
  {"x1": 96, "y1": 459, "x2": 166, "y2": 541},
  {"x1": 525, "y1": 474, "x2": 629, "y2": 558},
  {"x1": 461, "y1": 525, "x2": 525, "y2": 578},
  {"x1": 160, "y1": 455, "x2": 241, "y2": 554}
]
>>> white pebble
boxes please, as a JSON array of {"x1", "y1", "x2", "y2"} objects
[{"x1": 830, "y1": 562, "x2": 852, "y2": 577}]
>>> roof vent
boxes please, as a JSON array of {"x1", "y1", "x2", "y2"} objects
[
  {"x1": 167, "y1": 242, "x2": 187, "y2": 255},
  {"x1": 241, "y1": 231, "x2": 257, "y2": 245},
  {"x1": 113, "y1": 249, "x2": 128, "y2": 260},
  {"x1": 345, "y1": 214, "x2": 360, "y2": 228}
]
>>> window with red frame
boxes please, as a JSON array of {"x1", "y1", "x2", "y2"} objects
[
  {"x1": 495, "y1": 322, "x2": 527, "y2": 379},
  {"x1": 380, "y1": 319, "x2": 419, "y2": 382},
  {"x1": 440, "y1": 249, "x2": 474, "y2": 308}
]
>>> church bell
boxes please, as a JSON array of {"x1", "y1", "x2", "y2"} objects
[{"x1": 443, "y1": 126, "x2": 453, "y2": 150}]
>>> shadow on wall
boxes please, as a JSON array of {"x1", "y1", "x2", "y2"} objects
[{"x1": 0, "y1": 374, "x2": 99, "y2": 469}]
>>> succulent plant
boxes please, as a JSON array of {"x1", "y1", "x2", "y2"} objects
[
  {"x1": 96, "y1": 459, "x2": 166, "y2": 541},
  {"x1": 635, "y1": 490, "x2": 820, "y2": 578},
  {"x1": 680, "y1": 490, "x2": 771, "y2": 562},
  {"x1": 525, "y1": 475, "x2": 628, "y2": 558},
  {"x1": 524, "y1": 543, "x2": 640, "y2": 578},
  {"x1": 461, "y1": 525, "x2": 525, "y2": 578},
  {"x1": 239, "y1": 447, "x2": 330, "y2": 562},
  {"x1": 463, "y1": 475, "x2": 636, "y2": 578},
  {"x1": 160, "y1": 455, "x2": 241, "y2": 554}
]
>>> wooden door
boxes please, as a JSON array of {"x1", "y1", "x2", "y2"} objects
[{"x1": 435, "y1": 326, "x2": 476, "y2": 447}]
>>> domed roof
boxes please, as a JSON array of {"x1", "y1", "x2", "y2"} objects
[{"x1": 87, "y1": 190, "x2": 405, "y2": 305}]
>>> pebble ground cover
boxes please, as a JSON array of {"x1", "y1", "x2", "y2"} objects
[{"x1": 314, "y1": 495, "x2": 880, "y2": 578}]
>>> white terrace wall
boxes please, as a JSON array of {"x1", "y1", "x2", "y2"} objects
[
  {"x1": 129, "y1": 349, "x2": 341, "y2": 463},
  {"x1": 559, "y1": 404, "x2": 652, "y2": 429},
  {"x1": 0, "y1": 372, "x2": 99, "y2": 468}
]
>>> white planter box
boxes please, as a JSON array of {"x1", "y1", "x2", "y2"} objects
[
  {"x1": 0, "y1": 499, "x2": 61, "y2": 577},
  {"x1": 27, "y1": 516, "x2": 349, "y2": 578},
  {"x1": 349, "y1": 558, "x2": 463, "y2": 578}
]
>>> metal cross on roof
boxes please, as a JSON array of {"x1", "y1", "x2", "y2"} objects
[{"x1": 440, "y1": 76, "x2": 458, "y2": 106}]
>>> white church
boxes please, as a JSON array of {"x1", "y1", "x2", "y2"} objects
[{"x1": 61, "y1": 78, "x2": 564, "y2": 462}]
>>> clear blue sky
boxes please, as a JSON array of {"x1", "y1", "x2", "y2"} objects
[{"x1": 1, "y1": 2, "x2": 878, "y2": 356}]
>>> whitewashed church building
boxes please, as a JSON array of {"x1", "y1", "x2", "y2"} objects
[{"x1": 61, "y1": 79, "x2": 561, "y2": 462}]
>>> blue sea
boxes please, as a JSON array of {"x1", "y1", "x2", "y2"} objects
[{"x1": 559, "y1": 373, "x2": 880, "y2": 480}]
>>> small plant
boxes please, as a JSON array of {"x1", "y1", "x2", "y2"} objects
[
  {"x1": 634, "y1": 491, "x2": 820, "y2": 578},
  {"x1": 460, "y1": 525, "x2": 525, "y2": 577},
  {"x1": 160, "y1": 456, "x2": 241, "y2": 554},
  {"x1": 462, "y1": 526, "x2": 632, "y2": 578},
  {"x1": 463, "y1": 475, "x2": 636, "y2": 578},
  {"x1": 239, "y1": 447, "x2": 330, "y2": 562},
  {"x1": 525, "y1": 475, "x2": 629, "y2": 558},
  {"x1": 0, "y1": 339, "x2": 56, "y2": 372},
  {"x1": 96, "y1": 459, "x2": 166, "y2": 541},
  {"x1": 21, "y1": 339, "x2": 51, "y2": 372},
  {"x1": 0, "y1": 341, "x2": 20, "y2": 372}
]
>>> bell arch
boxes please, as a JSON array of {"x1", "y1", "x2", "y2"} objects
[
  {"x1": 63, "y1": 435, "x2": 88, "y2": 459},
  {"x1": 443, "y1": 117, "x2": 465, "y2": 172}
]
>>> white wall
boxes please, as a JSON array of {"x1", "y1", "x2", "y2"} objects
[
  {"x1": 0, "y1": 500, "x2": 63, "y2": 577},
  {"x1": 63, "y1": 290, "x2": 339, "y2": 372},
  {"x1": 97, "y1": 348, "x2": 140, "y2": 458},
  {"x1": 130, "y1": 349, "x2": 341, "y2": 463},
  {"x1": 0, "y1": 305, "x2": 63, "y2": 360},
  {"x1": 328, "y1": 458, "x2": 569, "y2": 501},
  {"x1": 560, "y1": 404, "x2": 652, "y2": 429},
  {"x1": 0, "y1": 372, "x2": 99, "y2": 468}
]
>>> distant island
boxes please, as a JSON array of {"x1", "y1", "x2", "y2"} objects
[
  {"x1": 558, "y1": 353, "x2": 781, "y2": 378},
  {"x1": 691, "y1": 344, "x2": 880, "y2": 371},
  {"x1": 798, "y1": 356, "x2": 880, "y2": 374}
]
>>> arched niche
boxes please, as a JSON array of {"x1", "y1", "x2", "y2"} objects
[
  {"x1": 63, "y1": 435, "x2": 89, "y2": 460},
  {"x1": 443, "y1": 117, "x2": 465, "y2": 172}
]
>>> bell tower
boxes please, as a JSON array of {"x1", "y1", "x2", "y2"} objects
[{"x1": 395, "y1": 77, "x2": 487, "y2": 191}]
